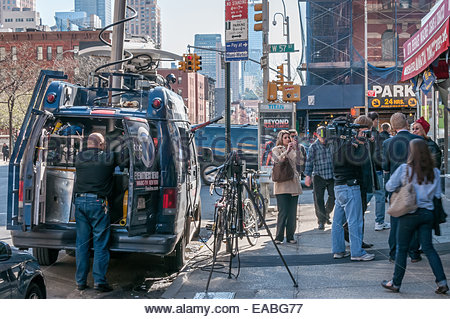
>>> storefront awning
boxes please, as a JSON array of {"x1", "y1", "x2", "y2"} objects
[{"x1": 401, "y1": 1, "x2": 450, "y2": 81}]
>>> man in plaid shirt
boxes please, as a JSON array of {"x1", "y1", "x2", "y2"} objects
[{"x1": 304, "y1": 127, "x2": 335, "y2": 230}]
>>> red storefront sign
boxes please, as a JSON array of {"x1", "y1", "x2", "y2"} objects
[
  {"x1": 225, "y1": 0, "x2": 248, "y2": 21},
  {"x1": 401, "y1": 19, "x2": 450, "y2": 81},
  {"x1": 403, "y1": 1, "x2": 449, "y2": 61}
]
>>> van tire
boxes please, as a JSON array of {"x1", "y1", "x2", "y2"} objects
[
  {"x1": 165, "y1": 234, "x2": 186, "y2": 272},
  {"x1": 26, "y1": 282, "x2": 46, "y2": 299},
  {"x1": 33, "y1": 248, "x2": 59, "y2": 266}
]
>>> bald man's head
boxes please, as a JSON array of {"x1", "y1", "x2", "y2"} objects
[{"x1": 87, "y1": 133, "x2": 105, "y2": 149}]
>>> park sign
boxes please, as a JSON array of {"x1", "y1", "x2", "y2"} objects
[
  {"x1": 269, "y1": 43, "x2": 295, "y2": 53},
  {"x1": 225, "y1": 0, "x2": 249, "y2": 62},
  {"x1": 369, "y1": 84, "x2": 418, "y2": 109}
]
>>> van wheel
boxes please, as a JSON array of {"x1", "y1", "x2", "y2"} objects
[
  {"x1": 201, "y1": 164, "x2": 219, "y2": 185},
  {"x1": 33, "y1": 248, "x2": 59, "y2": 266},
  {"x1": 165, "y1": 234, "x2": 187, "y2": 272},
  {"x1": 26, "y1": 283, "x2": 45, "y2": 299}
]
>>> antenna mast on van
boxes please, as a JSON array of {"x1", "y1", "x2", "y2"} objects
[{"x1": 110, "y1": 0, "x2": 127, "y2": 104}]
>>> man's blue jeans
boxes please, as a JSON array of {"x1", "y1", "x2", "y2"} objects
[
  {"x1": 367, "y1": 171, "x2": 386, "y2": 224},
  {"x1": 392, "y1": 208, "x2": 447, "y2": 287},
  {"x1": 332, "y1": 184, "x2": 367, "y2": 257},
  {"x1": 75, "y1": 195, "x2": 110, "y2": 285}
]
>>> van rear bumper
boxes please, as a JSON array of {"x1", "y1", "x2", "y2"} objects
[{"x1": 11, "y1": 228, "x2": 178, "y2": 255}]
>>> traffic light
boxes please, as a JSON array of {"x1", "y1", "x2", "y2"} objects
[
  {"x1": 254, "y1": 3, "x2": 263, "y2": 31},
  {"x1": 267, "y1": 82, "x2": 277, "y2": 101},
  {"x1": 254, "y1": 2, "x2": 269, "y2": 32},
  {"x1": 276, "y1": 64, "x2": 284, "y2": 89},
  {"x1": 178, "y1": 55, "x2": 186, "y2": 72},
  {"x1": 186, "y1": 53, "x2": 194, "y2": 71},
  {"x1": 194, "y1": 54, "x2": 202, "y2": 72}
]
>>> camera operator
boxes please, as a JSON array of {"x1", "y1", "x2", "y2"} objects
[{"x1": 330, "y1": 116, "x2": 375, "y2": 261}]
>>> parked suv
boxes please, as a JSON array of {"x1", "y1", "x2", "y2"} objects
[{"x1": 0, "y1": 241, "x2": 46, "y2": 298}]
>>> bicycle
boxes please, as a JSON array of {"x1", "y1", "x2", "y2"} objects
[{"x1": 242, "y1": 168, "x2": 267, "y2": 228}]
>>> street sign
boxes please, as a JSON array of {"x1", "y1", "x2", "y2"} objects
[
  {"x1": 367, "y1": 90, "x2": 376, "y2": 97},
  {"x1": 369, "y1": 84, "x2": 418, "y2": 109},
  {"x1": 225, "y1": 0, "x2": 248, "y2": 62},
  {"x1": 269, "y1": 43, "x2": 295, "y2": 53},
  {"x1": 225, "y1": 20, "x2": 248, "y2": 42}
]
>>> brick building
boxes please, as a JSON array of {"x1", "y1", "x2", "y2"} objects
[{"x1": 158, "y1": 69, "x2": 211, "y2": 124}]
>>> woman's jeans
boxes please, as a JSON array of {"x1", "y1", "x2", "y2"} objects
[
  {"x1": 332, "y1": 184, "x2": 366, "y2": 257},
  {"x1": 392, "y1": 208, "x2": 447, "y2": 287},
  {"x1": 275, "y1": 194, "x2": 299, "y2": 241},
  {"x1": 75, "y1": 196, "x2": 110, "y2": 285}
]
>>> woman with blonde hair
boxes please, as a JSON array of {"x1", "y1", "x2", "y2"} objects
[
  {"x1": 271, "y1": 130, "x2": 303, "y2": 244},
  {"x1": 382, "y1": 139, "x2": 448, "y2": 294}
]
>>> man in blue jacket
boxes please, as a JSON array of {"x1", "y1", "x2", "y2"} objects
[{"x1": 383, "y1": 112, "x2": 422, "y2": 263}]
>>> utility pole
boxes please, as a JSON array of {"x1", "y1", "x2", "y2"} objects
[
  {"x1": 225, "y1": 61, "x2": 231, "y2": 155},
  {"x1": 262, "y1": 0, "x2": 269, "y2": 103},
  {"x1": 286, "y1": 15, "x2": 291, "y2": 81},
  {"x1": 364, "y1": 0, "x2": 368, "y2": 115}
]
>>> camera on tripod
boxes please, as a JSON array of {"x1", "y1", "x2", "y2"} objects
[{"x1": 321, "y1": 119, "x2": 369, "y2": 140}]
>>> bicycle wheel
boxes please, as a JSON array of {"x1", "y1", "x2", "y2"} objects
[
  {"x1": 254, "y1": 191, "x2": 266, "y2": 228},
  {"x1": 243, "y1": 198, "x2": 259, "y2": 246},
  {"x1": 225, "y1": 189, "x2": 239, "y2": 256},
  {"x1": 213, "y1": 206, "x2": 225, "y2": 255}
]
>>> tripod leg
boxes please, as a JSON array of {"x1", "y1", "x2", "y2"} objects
[{"x1": 244, "y1": 184, "x2": 298, "y2": 287}]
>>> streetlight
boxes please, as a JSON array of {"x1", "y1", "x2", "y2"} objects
[{"x1": 272, "y1": 0, "x2": 291, "y2": 81}]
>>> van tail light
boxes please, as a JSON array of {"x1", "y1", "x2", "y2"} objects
[
  {"x1": 163, "y1": 188, "x2": 177, "y2": 209},
  {"x1": 18, "y1": 180, "x2": 24, "y2": 203}
]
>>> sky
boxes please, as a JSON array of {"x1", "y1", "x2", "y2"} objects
[{"x1": 36, "y1": 0, "x2": 305, "y2": 82}]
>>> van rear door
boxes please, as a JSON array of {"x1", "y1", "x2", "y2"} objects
[{"x1": 123, "y1": 118, "x2": 158, "y2": 236}]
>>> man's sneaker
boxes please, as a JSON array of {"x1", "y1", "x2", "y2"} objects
[
  {"x1": 351, "y1": 253, "x2": 375, "y2": 261},
  {"x1": 375, "y1": 222, "x2": 391, "y2": 231},
  {"x1": 333, "y1": 251, "x2": 350, "y2": 259}
]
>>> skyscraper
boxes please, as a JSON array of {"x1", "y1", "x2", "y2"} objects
[
  {"x1": 0, "y1": 0, "x2": 35, "y2": 26},
  {"x1": 240, "y1": 0, "x2": 263, "y2": 97},
  {"x1": 75, "y1": 0, "x2": 111, "y2": 28},
  {"x1": 194, "y1": 34, "x2": 224, "y2": 88},
  {"x1": 126, "y1": 0, "x2": 161, "y2": 48}
]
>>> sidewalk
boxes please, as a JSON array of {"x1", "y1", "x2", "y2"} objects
[{"x1": 162, "y1": 191, "x2": 450, "y2": 299}]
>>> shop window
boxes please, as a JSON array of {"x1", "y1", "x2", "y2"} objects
[{"x1": 382, "y1": 30, "x2": 394, "y2": 61}]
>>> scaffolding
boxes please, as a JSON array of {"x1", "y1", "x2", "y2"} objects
[{"x1": 300, "y1": 0, "x2": 435, "y2": 87}]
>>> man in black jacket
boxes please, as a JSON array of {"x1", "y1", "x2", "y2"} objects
[
  {"x1": 74, "y1": 133, "x2": 117, "y2": 292},
  {"x1": 383, "y1": 112, "x2": 422, "y2": 262},
  {"x1": 367, "y1": 112, "x2": 390, "y2": 231}
]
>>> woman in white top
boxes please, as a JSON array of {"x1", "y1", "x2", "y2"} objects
[
  {"x1": 381, "y1": 139, "x2": 448, "y2": 294},
  {"x1": 271, "y1": 130, "x2": 303, "y2": 244}
]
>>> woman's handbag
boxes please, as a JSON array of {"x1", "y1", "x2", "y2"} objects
[
  {"x1": 272, "y1": 159, "x2": 294, "y2": 183},
  {"x1": 387, "y1": 167, "x2": 417, "y2": 217}
]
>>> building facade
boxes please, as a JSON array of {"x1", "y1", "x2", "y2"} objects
[
  {"x1": 194, "y1": 34, "x2": 224, "y2": 88},
  {"x1": 241, "y1": 0, "x2": 263, "y2": 98},
  {"x1": 54, "y1": 11, "x2": 102, "y2": 31},
  {"x1": 158, "y1": 69, "x2": 211, "y2": 124},
  {"x1": 300, "y1": 0, "x2": 436, "y2": 134},
  {"x1": 1, "y1": 7, "x2": 40, "y2": 31},
  {"x1": 0, "y1": 0, "x2": 35, "y2": 26},
  {"x1": 75, "y1": 0, "x2": 111, "y2": 28},
  {"x1": 125, "y1": 0, "x2": 161, "y2": 48}
]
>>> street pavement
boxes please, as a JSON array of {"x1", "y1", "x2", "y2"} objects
[
  {"x1": 1, "y1": 161, "x2": 450, "y2": 299},
  {"x1": 161, "y1": 190, "x2": 450, "y2": 299}
]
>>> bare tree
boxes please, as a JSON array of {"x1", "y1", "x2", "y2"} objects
[{"x1": 0, "y1": 43, "x2": 41, "y2": 152}]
